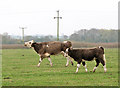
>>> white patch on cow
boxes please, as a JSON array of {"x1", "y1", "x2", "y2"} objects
[
  {"x1": 99, "y1": 46, "x2": 102, "y2": 48},
  {"x1": 84, "y1": 65, "x2": 88, "y2": 72},
  {"x1": 24, "y1": 40, "x2": 34, "y2": 48},
  {"x1": 76, "y1": 64, "x2": 81, "y2": 73},
  {"x1": 37, "y1": 63, "x2": 40, "y2": 67},
  {"x1": 64, "y1": 48, "x2": 69, "y2": 57},
  {"x1": 46, "y1": 45, "x2": 49, "y2": 47},
  {"x1": 64, "y1": 53, "x2": 68, "y2": 57},
  {"x1": 66, "y1": 48, "x2": 69, "y2": 53},
  {"x1": 66, "y1": 57, "x2": 70, "y2": 66},
  {"x1": 45, "y1": 53, "x2": 50, "y2": 57},
  {"x1": 93, "y1": 67, "x2": 97, "y2": 72},
  {"x1": 103, "y1": 54, "x2": 106, "y2": 63},
  {"x1": 93, "y1": 67, "x2": 97, "y2": 70},
  {"x1": 39, "y1": 57, "x2": 42, "y2": 62},
  {"x1": 37, "y1": 57, "x2": 42, "y2": 67},
  {"x1": 103, "y1": 54, "x2": 107, "y2": 72},
  {"x1": 63, "y1": 41, "x2": 67, "y2": 43},
  {"x1": 48, "y1": 57, "x2": 53, "y2": 66},
  {"x1": 61, "y1": 51, "x2": 64, "y2": 55},
  {"x1": 103, "y1": 65, "x2": 107, "y2": 72}
]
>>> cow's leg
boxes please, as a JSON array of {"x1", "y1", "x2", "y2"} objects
[
  {"x1": 37, "y1": 57, "x2": 42, "y2": 67},
  {"x1": 75, "y1": 60, "x2": 82, "y2": 73},
  {"x1": 93, "y1": 59, "x2": 100, "y2": 72},
  {"x1": 65, "y1": 56, "x2": 73, "y2": 66},
  {"x1": 65, "y1": 56, "x2": 70, "y2": 67},
  {"x1": 62, "y1": 51, "x2": 70, "y2": 67},
  {"x1": 82, "y1": 61, "x2": 87, "y2": 72},
  {"x1": 100, "y1": 54, "x2": 107, "y2": 73},
  {"x1": 64, "y1": 55, "x2": 73, "y2": 67},
  {"x1": 70, "y1": 57, "x2": 74, "y2": 66},
  {"x1": 48, "y1": 56, "x2": 53, "y2": 66},
  {"x1": 62, "y1": 51, "x2": 73, "y2": 66}
]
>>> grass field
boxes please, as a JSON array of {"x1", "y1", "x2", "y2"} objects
[{"x1": 2, "y1": 48, "x2": 118, "y2": 86}]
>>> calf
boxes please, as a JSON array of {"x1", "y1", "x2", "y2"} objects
[
  {"x1": 24, "y1": 40, "x2": 73, "y2": 67},
  {"x1": 65, "y1": 46, "x2": 107, "y2": 73}
]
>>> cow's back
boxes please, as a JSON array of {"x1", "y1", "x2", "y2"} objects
[
  {"x1": 82, "y1": 49, "x2": 96, "y2": 61},
  {"x1": 46, "y1": 42, "x2": 62, "y2": 55}
]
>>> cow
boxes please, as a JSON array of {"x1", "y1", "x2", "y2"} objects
[
  {"x1": 24, "y1": 40, "x2": 73, "y2": 67},
  {"x1": 65, "y1": 46, "x2": 107, "y2": 73}
]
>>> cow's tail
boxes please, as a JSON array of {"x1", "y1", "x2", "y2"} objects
[
  {"x1": 99, "y1": 46, "x2": 104, "y2": 54},
  {"x1": 99, "y1": 46, "x2": 107, "y2": 72}
]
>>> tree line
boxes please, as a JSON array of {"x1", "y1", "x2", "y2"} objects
[
  {"x1": 70, "y1": 28, "x2": 118, "y2": 43},
  {"x1": 1, "y1": 28, "x2": 118, "y2": 44}
]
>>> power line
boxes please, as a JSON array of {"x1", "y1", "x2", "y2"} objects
[
  {"x1": 19, "y1": 27, "x2": 27, "y2": 43},
  {"x1": 54, "y1": 10, "x2": 62, "y2": 41}
]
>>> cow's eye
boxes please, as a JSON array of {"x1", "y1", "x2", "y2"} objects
[{"x1": 29, "y1": 42, "x2": 31, "y2": 44}]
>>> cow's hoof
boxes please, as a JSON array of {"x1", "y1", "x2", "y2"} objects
[
  {"x1": 50, "y1": 63, "x2": 53, "y2": 67},
  {"x1": 65, "y1": 64, "x2": 69, "y2": 67},
  {"x1": 104, "y1": 71, "x2": 107, "y2": 73},
  {"x1": 71, "y1": 62, "x2": 74, "y2": 66},
  {"x1": 104, "y1": 69, "x2": 107, "y2": 73},
  {"x1": 93, "y1": 70, "x2": 96, "y2": 73},
  {"x1": 37, "y1": 65, "x2": 40, "y2": 67},
  {"x1": 89, "y1": 70, "x2": 92, "y2": 72},
  {"x1": 75, "y1": 72, "x2": 78, "y2": 74}
]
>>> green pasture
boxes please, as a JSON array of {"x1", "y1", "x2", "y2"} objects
[{"x1": 2, "y1": 48, "x2": 118, "y2": 86}]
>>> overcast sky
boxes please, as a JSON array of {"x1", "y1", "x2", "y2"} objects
[{"x1": 0, "y1": 0, "x2": 119, "y2": 36}]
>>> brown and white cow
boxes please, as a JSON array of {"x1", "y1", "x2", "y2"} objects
[
  {"x1": 65, "y1": 46, "x2": 107, "y2": 73},
  {"x1": 24, "y1": 40, "x2": 73, "y2": 67}
]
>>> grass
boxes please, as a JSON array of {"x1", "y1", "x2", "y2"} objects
[{"x1": 2, "y1": 48, "x2": 118, "y2": 86}]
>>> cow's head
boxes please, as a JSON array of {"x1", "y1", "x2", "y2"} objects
[
  {"x1": 24, "y1": 40, "x2": 34, "y2": 48},
  {"x1": 64, "y1": 47, "x2": 73, "y2": 57}
]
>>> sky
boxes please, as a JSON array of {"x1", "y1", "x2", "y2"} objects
[{"x1": 0, "y1": 0, "x2": 119, "y2": 36}]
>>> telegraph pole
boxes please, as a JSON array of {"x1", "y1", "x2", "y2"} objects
[
  {"x1": 19, "y1": 27, "x2": 27, "y2": 43},
  {"x1": 54, "y1": 10, "x2": 62, "y2": 41}
]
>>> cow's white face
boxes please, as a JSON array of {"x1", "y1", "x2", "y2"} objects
[{"x1": 24, "y1": 40, "x2": 34, "y2": 48}]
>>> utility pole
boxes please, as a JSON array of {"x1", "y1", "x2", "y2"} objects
[
  {"x1": 19, "y1": 27, "x2": 27, "y2": 43},
  {"x1": 54, "y1": 10, "x2": 62, "y2": 41}
]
